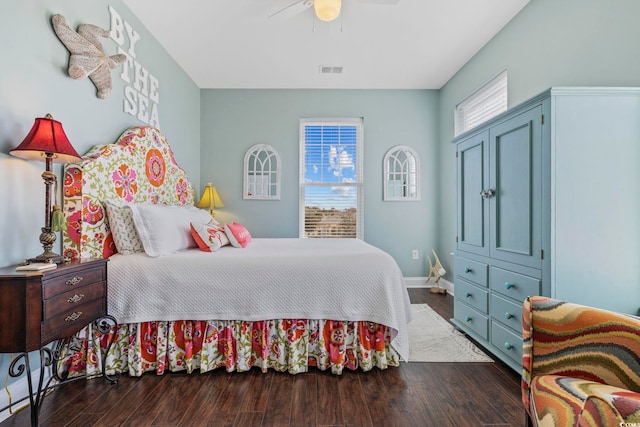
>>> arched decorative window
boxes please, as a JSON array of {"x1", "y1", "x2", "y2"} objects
[
  {"x1": 244, "y1": 144, "x2": 281, "y2": 200},
  {"x1": 384, "y1": 145, "x2": 420, "y2": 201}
]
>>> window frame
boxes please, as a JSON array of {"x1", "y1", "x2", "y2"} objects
[
  {"x1": 455, "y1": 70, "x2": 508, "y2": 136},
  {"x1": 299, "y1": 117, "x2": 364, "y2": 239}
]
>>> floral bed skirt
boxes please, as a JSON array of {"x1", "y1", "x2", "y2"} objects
[{"x1": 62, "y1": 318, "x2": 400, "y2": 377}]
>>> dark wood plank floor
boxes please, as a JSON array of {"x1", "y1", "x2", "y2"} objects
[{"x1": 1, "y1": 289, "x2": 526, "y2": 427}]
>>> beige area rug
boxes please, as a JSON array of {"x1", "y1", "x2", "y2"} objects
[{"x1": 408, "y1": 304, "x2": 494, "y2": 363}]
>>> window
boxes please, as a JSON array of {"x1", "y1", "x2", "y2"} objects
[
  {"x1": 455, "y1": 70, "x2": 507, "y2": 136},
  {"x1": 299, "y1": 118, "x2": 363, "y2": 239},
  {"x1": 243, "y1": 144, "x2": 280, "y2": 200},
  {"x1": 384, "y1": 145, "x2": 420, "y2": 201}
]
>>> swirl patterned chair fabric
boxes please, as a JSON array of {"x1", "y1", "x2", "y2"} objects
[{"x1": 522, "y1": 296, "x2": 640, "y2": 426}]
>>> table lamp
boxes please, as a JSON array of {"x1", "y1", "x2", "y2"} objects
[
  {"x1": 197, "y1": 182, "x2": 224, "y2": 217},
  {"x1": 10, "y1": 114, "x2": 82, "y2": 264}
]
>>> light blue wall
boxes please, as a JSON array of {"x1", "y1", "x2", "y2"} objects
[
  {"x1": 0, "y1": 0, "x2": 200, "y2": 387},
  {"x1": 200, "y1": 89, "x2": 440, "y2": 277},
  {"x1": 437, "y1": 0, "x2": 640, "y2": 310}
]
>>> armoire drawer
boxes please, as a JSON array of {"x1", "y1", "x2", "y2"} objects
[
  {"x1": 490, "y1": 294, "x2": 522, "y2": 334},
  {"x1": 454, "y1": 300, "x2": 488, "y2": 340},
  {"x1": 456, "y1": 278, "x2": 488, "y2": 313},
  {"x1": 490, "y1": 321, "x2": 522, "y2": 365},
  {"x1": 455, "y1": 257, "x2": 488, "y2": 288},
  {"x1": 490, "y1": 266, "x2": 540, "y2": 302}
]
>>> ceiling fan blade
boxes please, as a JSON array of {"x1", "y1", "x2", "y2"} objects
[{"x1": 268, "y1": 0, "x2": 313, "y2": 19}]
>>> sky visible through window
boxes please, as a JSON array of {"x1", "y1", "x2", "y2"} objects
[{"x1": 304, "y1": 125, "x2": 358, "y2": 210}]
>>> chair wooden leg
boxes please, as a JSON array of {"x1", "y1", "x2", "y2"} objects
[{"x1": 525, "y1": 410, "x2": 534, "y2": 427}]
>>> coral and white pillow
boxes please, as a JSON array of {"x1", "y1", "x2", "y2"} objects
[
  {"x1": 104, "y1": 203, "x2": 144, "y2": 254},
  {"x1": 224, "y1": 222, "x2": 252, "y2": 248},
  {"x1": 190, "y1": 222, "x2": 230, "y2": 252},
  {"x1": 130, "y1": 204, "x2": 212, "y2": 257}
]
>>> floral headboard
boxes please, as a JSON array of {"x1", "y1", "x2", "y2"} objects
[{"x1": 62, "y1": 126, "x2": 194, "y2": 260}]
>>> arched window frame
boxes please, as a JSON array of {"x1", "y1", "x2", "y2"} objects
[
  {"x1": 383, "y1": 145, "x2": 421, "y2": 201},
  {"x1": 243, "y1": 144, "x2": 281, "y2": 200}
]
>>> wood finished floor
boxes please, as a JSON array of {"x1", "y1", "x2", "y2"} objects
[{"x1": 1, "y1": 289, "x2": 526, "y2": 427}]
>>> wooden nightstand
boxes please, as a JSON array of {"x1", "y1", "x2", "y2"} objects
[{"x1": 0, "y1": 258, "x2": 117, "y2": 426}]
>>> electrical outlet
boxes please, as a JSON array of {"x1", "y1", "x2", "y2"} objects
[{"x1": 412, "y1": 249, "x2": 419, "y2": 260}]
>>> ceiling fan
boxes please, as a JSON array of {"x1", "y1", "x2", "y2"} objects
[{"x1": 269, "y1": 0, "x2": 399, "y2": 23}]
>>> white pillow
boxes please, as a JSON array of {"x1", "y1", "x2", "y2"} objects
[
  {"x1": 104, "y1": 203, "x2": 144, "y2": 255},
  {"x1": 130, "y1": 204, "x2": 212, "y2": 257}
]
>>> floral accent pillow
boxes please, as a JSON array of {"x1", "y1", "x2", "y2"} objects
[
  {"x1": 190, "y1": 222, "x2": 230, "y2": 252},
  {"x1": 104, "y1": 203, "x2": 144, "y2": 254},
  {"x1": 224, "y1": 222, "x2": 252, "y2": 248}
]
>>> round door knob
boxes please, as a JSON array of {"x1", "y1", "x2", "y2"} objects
[
  {"x1": 504, "y1": 282, "x2": 515, "y2": 289},
  {"x1": 505, "y1": 312, "x2": 514, "y2": 319},
  {"x1": 504, "y1": 342, "x2": 514, "y2": 350},
  {"x1": 466, "y1": 292, "x2": 472, "y2": 298},
  {"x1": 465, "y1": 316, "x2": 472, "y2": 322},
  {"x1": 465, "y1": 267, "x2": 472, "y2": 273}
]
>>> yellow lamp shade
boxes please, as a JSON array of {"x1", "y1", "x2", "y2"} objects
[
  {"x1": 197, "y1": 182, "x2": 224, "y2": 216},
  {"x1": 314, "y1": 0, "x2": 342, "y2": 22}
]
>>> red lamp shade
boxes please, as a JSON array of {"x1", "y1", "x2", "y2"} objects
[{"x1": 10, "y1": 114, "x2": 82, "y2": 164}]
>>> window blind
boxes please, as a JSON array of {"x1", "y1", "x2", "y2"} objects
[
  {"x1": 299, "y1": 119, "x2": 363, "y2": 238},
  {"x1": 455, "y1": 70, "x2": 508, "y2": 136}
]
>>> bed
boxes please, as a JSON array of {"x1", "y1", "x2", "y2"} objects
[{"x1": 61, "y1": 126, "x2": 412, "y2": 377}]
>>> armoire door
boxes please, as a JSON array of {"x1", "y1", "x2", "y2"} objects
[
  {"x1": 489, "y1": 106, "x2": 542, "y2": 269},
  {"x1": 456, "y1": 130, "x2": 490, "y2": 257}
]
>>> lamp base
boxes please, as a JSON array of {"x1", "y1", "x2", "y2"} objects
[
  {"x1": 27, "y1": 226, "x2": 66, "y2": 264},
  {"x1": 26, "y1": 251, "x2": 65, "y2": 265}
]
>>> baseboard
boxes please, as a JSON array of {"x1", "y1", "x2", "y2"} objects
[
  {"x1": 0, "y1": 366, "x2": 50, "y2": 423},
  {"x1": 404, "y1": 277, "x2": 428, "y2": 288},
  {"x1": 404, "y1": 277, "x2": 454, "y2": 296}
]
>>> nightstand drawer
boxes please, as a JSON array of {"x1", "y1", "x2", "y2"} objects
[
  {"x1": 41, "y1": 297, "x2": 106, "y2": 342},
  {"x1": 455, "y1": 257, "x2": 488, "y2": 287},
  {"x1": 490, "y1": 266, "x2": 540, "y2": 302},
  {"x1": 42, "y1": 265, "x2": 106, "y2": 300},
  {"x1": 456, "y1": 278, "x2": 488, "y2": 313},
  {"x1": 43, "y1": 281, "x2": 106, "y2": 320}
]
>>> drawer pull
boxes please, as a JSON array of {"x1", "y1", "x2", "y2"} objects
[
  {"x1": 65, "y1": 311, "x2": 83, "y2": 322},
  {"x1": 504, "y1": 282, "x2": 515, "y2": 289},
  {"x1": 465, "y1": 268, "x2": 472, "y2": 273},
  {"x1": 67, "y1": 293, "x2": 85, "y2": 304},
  {"x1": 504, "y1": 342, "x2": 514, "y2": 351},
  {"x1": 465, "y1": 292, "x2": 472, "y2": 298},
  {"x1": 504, "y1": 312, "x2": 514, "y2": 319},
  {"x1": 465, "y1": 316, "x2": 472, "y2": 322},
  {"x1": 66, "y1": 276, "x2": 84, "y2": 286}
]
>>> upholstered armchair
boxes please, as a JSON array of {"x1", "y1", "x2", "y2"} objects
[{"x1": 522, "y1": 296, "x2": 640, "y2": 426}]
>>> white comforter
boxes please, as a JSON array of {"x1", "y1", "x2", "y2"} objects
[{"x1": 107, "y1": 238, "x2": 413, "y2": 361}]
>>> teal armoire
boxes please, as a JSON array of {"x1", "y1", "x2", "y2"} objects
[{"x1": 451, "y1": 87, "x2": 640, "y2": 371}]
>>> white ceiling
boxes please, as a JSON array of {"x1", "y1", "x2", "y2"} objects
[{"x1": 122, "y1": 0, "x2": 529, "y2": 89}]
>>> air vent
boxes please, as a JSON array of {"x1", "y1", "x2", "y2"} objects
[{"x1": 320, "y1": 66, "x2": 343, "y2": 74}]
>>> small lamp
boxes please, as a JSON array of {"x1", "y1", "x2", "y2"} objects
[
  {"x1": 10, "y1": 114, "x2": 82, "y2": 264},
  {"x1": 314, "y1": 0, "x2": 342, "y2": 21},
  {"x1": 197, "y1": 182, "x2": 224, "y2": 217}
]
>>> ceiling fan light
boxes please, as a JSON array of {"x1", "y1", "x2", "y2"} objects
[{"x1": 314, "y1": 0, "x2": 341, "y2": 22}]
